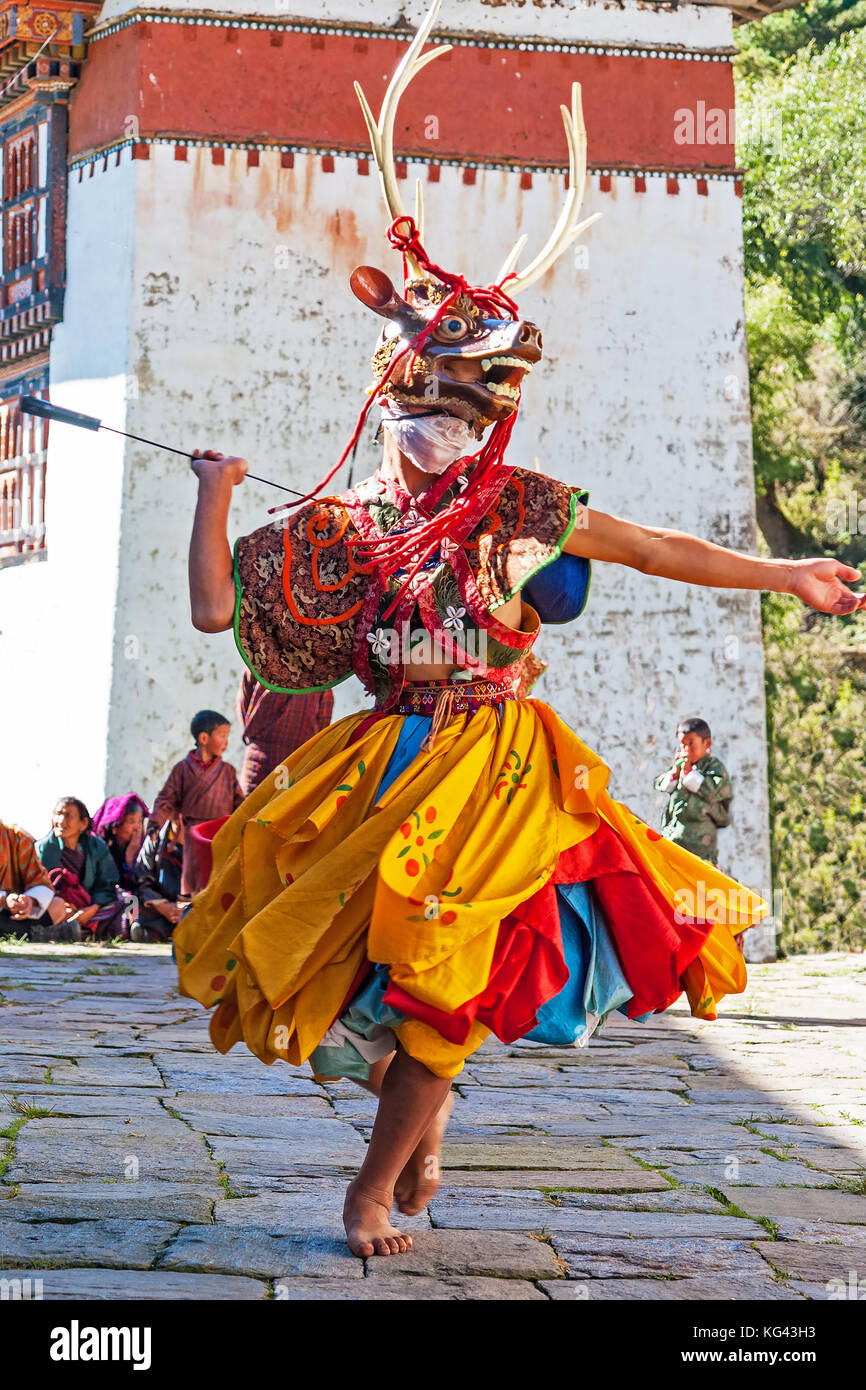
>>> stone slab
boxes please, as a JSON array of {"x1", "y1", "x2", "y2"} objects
[
  {"x1": 430, "y1": 1198, "x2": 763, "y2": 1239},
  {"x1": 0, "y1": 1058, "x2": 80, "y2": 1086},
  {"x1": 0, "y1": 1268, "x2": 267, "y2": 1299},
  {"x1": 455, "y1": 1089, "x2": 687, "y2": 1119},
  {"x1": 754, "y1": 1240, "x2": 866, "y2": 1283},
  {"x1": 558, "y1": 1190, "x2": 730, "y2": 1214},
  {"x1": 526, "y1": 1118, "x2": 759, "y2": 1139},
  {"x1": 272, "y1": 1276, "x2": 546, "y2": 1300},
  {"x1": 159, "y1": 1226, "x2": 364, "y2": 1280},
  {"x1": 786, "y1": 1280, "x2": 860, "y2": 1301},
  {"x1": 630, "y1": 1147, "x2": 816, "y2": 1168},
  {"x1": 728, "y1": 1188, "x2": 866, "y2": 1224},
  {"x1": 554, "y1": 1235, "x2": 770, "y2": 1280},
  {"x1": 540, "y1": 1277, "x2": 804, "y2": 1301},
  {"x1": 24, "y1": 1115, "x2": 187, "y2": 1138},
  {"x1": 604, "y1": 1130, "x2": 773, "y2": 1150},
  {"x1": 355, "y1": 1122, "x2": 530, "y2": 1141},
  {"x1": 436, "y1": 1169, "x2": 670, "y2": 1192},
  {"x1": 328, "y1": 1099, "x2": 400, "y2": 1123},
  {"x1": 464, "y1": 1064, "x2": 687, "y2": 1090},
  {"x1": 659, "y1": 1105, "x2": 796, "y2": 1122},
  {"x1": 752, "y1": 1123, "x2": 866, "y2": 1149},
  {"x1": 0, "y1": 1042, "x2": 154, "y2": 1059},
  {"x1": 771, "y1": 1222, "x2": 866, "y2": 1242},
  {"x1": 440, "y1": 1141, "x2": 641, "y2": 1170},
  {"x1": 213, "y1": 1193, "x2": 430, "y2": 1234},
  {"x1": 170, "y1": 1091, "x2": 333, "y2": 1115},
  {"x1": 775, "y1": 1148, "x2": 866, "y2": 1174},
  {"x1": 0, "y1": 1090, "x2": 164, "y2": 1118},
  {"x1": 549, "y1": 1212, "x2": 764, "y2": 1240},
  {"x1": 179, "y1": 1106, "x2": 334, "y2": 1136},
  {"x1": 9, "y1": 1133, "x2": 216, "y2": 1185},
  {"x1": 152, "y1": 1054, "x2": 320, "y2": 1096},
  {"x1": 0, "y1": 990, "x2": 79, "y2": 1006},
  {"x1": 208, "y1": 1128, "x2": 366, "y2": 1179},
  {"x1": 363, "y1": 1229, "x2": 561, "y2": 1280},
  {"x1": 690, "y1": 1085, "x2": 866, "y2": 1104},
  {"x1": 156, "y1": 1068, "x2": 319, "y2": 1096},
  {"x1": 550, "y1": 1067, "x2": 691, "y2": 1088},
  {"x1": 461, "y1": 1064, "x2": 574, "y2": 1088},
  {"x1": 642, "y1": 1157, "x2": 836, "y2": 1189},
  {"x1": 31, "y1": 1014, "x2": 190, "y2": 1031},
  {"x1": 0, "y1": 1218, "x2": 177, "y2": 1270},
  {"x1": 0, "y1": 1181, "x2": 219, "y2": 1224}
]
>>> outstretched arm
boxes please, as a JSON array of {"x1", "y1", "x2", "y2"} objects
[
  {"x1": 188, "y1": 451, "x2": 248, "y2": 632},
  {"x1": 563, "y1": 505, "x2": 865, "y2": 616}
]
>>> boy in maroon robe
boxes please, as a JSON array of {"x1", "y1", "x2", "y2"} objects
[
  {"x1": 152, "y1": 710, "x2": 243, "y2": 895},
  {"x1": 236, "y1": 672, "x2": 334, "y2": 795}
]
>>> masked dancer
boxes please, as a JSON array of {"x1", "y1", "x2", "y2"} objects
[{"x1": 175, "y1": 1, "x2": 865, "y2": 1258}]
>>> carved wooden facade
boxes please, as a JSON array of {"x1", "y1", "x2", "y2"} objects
[{"x1": 0, "y1": 0, "x2": 97, "y2": 566}]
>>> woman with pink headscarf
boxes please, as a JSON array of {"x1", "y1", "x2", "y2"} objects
[{"x1": 91, "y1": 794, "x2": 148, "y2": 894}]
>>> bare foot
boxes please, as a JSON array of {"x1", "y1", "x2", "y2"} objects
[
  {"x1": 342, "y1": 1179, "x2": 414, "y2": 1258},
  {"x1": 394, "y1": 1090, "x2": 454, "y2": 1216}
]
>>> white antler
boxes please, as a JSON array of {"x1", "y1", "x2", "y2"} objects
[
  {"x1": 496, "y1": 83, "x2": 601, "y2": 296},
  {"x1": 354, "y1": 0, "x2": 450, "y2": 281}
]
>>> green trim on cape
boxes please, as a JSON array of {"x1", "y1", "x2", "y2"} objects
[
  {"x1": 489, "y1": 486, "x2": 592, "y2": 621},
  {"x1": 232, "y1": 537, "x2": 354, "y2": 696}
]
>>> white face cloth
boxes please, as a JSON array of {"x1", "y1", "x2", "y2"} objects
[{"x1": 379, "y1": 401, "x2": 478, "y2": 475}]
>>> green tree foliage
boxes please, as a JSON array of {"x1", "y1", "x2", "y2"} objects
[
  {"x1": 740, "y1": 24, "x2": 866, "y2": 328},
  {"x1": 736, "y1": 2, "x2": 866, "y2": 951},
  {"x1": 762, "y1": 594, "x2": 866, "y2": 952}
]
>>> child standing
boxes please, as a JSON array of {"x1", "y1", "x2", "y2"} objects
[
  {"x1": 654, "y1": 717, "x2": 733, "y2": 868},
  {"x1": 152, "y1": 710, "x2": 243, "y2": 896}
]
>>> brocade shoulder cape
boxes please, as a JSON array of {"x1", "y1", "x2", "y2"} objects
[{"x1": 233, "y1": 457, "x2": 590, "y2": 708}]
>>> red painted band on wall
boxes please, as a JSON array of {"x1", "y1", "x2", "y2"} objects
[{"x1": 69, "y1": 25, "x2": 736, "y2": 172}]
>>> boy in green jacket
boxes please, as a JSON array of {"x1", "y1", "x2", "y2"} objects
[{"x1": 654, "y1": 717, "x2": 733, "y2": 867}]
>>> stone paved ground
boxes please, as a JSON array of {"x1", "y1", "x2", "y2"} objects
[{"x1": 1, "y1": 944, "x2": 864, "y2": 1301}]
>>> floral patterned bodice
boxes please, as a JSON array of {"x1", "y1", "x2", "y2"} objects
[{"x1": 234, "y1": 455, "x2": 589, "y2": 709}]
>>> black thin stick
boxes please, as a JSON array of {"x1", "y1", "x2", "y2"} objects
[{"x1": 97, "y1": 424, "x2": 304, "y2": 495}]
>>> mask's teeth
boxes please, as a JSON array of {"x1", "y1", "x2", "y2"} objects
[
  {"x1": 480, "y1": 354, "x2": 531, "y2": 372},
  {"x1": 487, "y1": 380, "x2": 520, "y2": 402}
]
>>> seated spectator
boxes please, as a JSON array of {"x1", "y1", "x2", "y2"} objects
[
  {"x1": 92, "y1": 794, "x2": 148, "y2": 893},
  {"x1": 37, "y1": 797, "x2": 125, "y2": 942},
  {"x1": 0, "y1": 818, "x2": 57, "y2": 937},
  {"x1": 132, "y1": 820, "x2": 185, "y2": 942}
]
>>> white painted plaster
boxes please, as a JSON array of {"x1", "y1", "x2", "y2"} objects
[{"x1": 93, "y1": 1, "x2": 735, "y2": 53}]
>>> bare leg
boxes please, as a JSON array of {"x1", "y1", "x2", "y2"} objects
[
  {"x1": 353, "y1": 1054, "x2": 394, "y2": 1099},
  {"x1": 393, "y1": 1088, "x2": 454, "y2": 1215},
  {"x1": 343, "y1": 1045, "x2": 451, "y2": 1257},
  {"x1": 355, "y1": 1054, "x2": 454, "y2": 1215}
]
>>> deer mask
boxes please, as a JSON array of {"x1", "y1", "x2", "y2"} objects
[{"x1": 350, "y1": 0, "x2": 600, "y2": 431}]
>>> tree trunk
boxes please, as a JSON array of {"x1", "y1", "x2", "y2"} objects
[{"x1": 755, "y1": 482, "x2": 813, "y2": 557}]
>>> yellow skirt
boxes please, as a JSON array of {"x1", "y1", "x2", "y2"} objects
[{"x1": 174, "y1": 699, "x2": 768, "y2": 1079}]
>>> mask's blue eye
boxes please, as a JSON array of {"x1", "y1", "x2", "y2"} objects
[{"x1": 433, "y1": 313, "x2": 470, "y2": 343}]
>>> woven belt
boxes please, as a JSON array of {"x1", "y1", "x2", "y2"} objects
[
  {"x1": 389, "y1": 677, "x2": 521, "y2": 750},
  {"x1": 394, "y1": 677, "x2": 518, "y2": 715}
]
